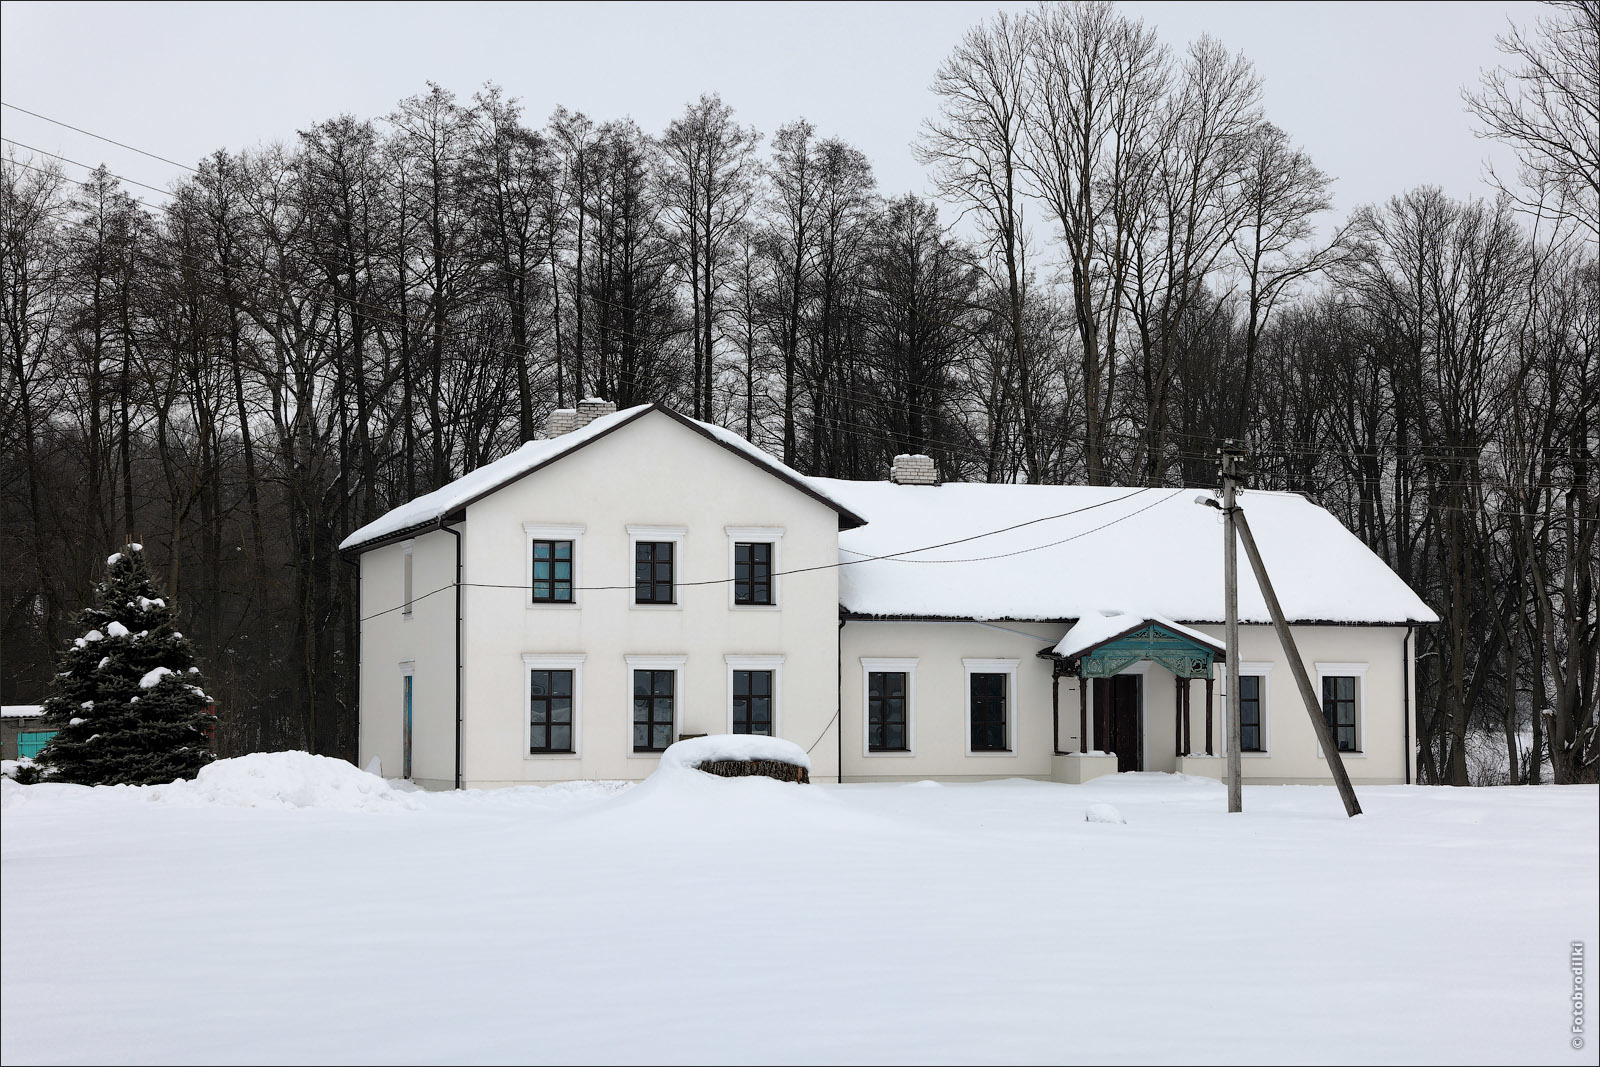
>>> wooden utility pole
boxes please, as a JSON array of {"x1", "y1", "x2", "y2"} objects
[
  {"x1": 1220, "y1": 444, "x2": 1245, "y2": 813},
  {"x1": 1233, "y1": 508, "x2": 1364, "y2": 818}
]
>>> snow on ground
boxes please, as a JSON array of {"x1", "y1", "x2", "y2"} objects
[{"x1": 2, "y1": 755, "x2": 1593, "y2": 1065}]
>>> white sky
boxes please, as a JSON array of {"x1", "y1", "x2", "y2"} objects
[{"x1": 1, "y1": 1, "x2": 1535, "y2": 230}]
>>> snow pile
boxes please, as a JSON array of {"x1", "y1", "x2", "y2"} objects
[
  {"x1": 658, "y1": 733, "x2": 811, "y2": 774},
  {"x1": 149, "y1": 752, "x2": 422, "y2": 812},
  {"x1": 1, "y1": 705, "x2": 42, "y2": 719},
  {"x1": 1085, "y1": 802, "x2": 1126, "y2": 824}
]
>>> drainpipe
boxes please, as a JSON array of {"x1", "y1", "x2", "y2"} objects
[
  {"x1": 1403, "y1": 623, "x2": 1413, "y2": 785},
  {"x1": 441, "y1": 521, "x2": 463, "y2": 790},
  {"x1": 837, "y1": 618, "x2": 846, "y2": 785}
]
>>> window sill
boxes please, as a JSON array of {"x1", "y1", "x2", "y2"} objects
[
  {"x1": 865, "y1": 749, "x2": 916, "y2": 758},
  {"x1": 526, "y1": 602, "x2": 582, "y2": 611},
  {"x1": 524, "y1": 752, "x2": 580, "y2": 760},
  {"x1": 730, "y1": 603, "x2": 780, "y2": 612},
  {"x1": 1317, "y1": 749, "x2": 1366, "y2": 759},
  {"x1": 966, "y1": 749, "x2": 1017, "y2": 758},
  {"x1": 629, "y1": 603, "x2": 682, "y2": 612},
  {"x1": 628, "y1": 750, "x2": 667, "y2": 759}
]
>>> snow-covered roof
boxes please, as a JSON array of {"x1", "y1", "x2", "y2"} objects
[
  {"x1": 2, "y1": 705, "x2": 44, "y2": 719},
  {"x1": 1053, "y1": 610, "x2": 1225, "y2": 659},
  {"x1": 818, "y1": 480, "x2": 1437, "y2": 625},
  {"x1": 340, "y1": 405, "x2": 866, "y2": 551}
]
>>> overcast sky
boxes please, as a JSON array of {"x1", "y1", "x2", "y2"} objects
[{"x1": 1, "y1": 1, "x2": 1536, "y2": 229}]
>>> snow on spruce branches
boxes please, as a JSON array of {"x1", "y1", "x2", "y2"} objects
[{"x1": 29, "y1": 544, "x2": 215, "y2": 785}]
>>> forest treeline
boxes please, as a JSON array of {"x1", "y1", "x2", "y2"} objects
[{"x1": 2, "y1": 1, "x2": 1595, "y2": 782}]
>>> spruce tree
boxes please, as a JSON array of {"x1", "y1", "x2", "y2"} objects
[{"x1": 31, "y1": 544, "x2": 216, "y2": 785}]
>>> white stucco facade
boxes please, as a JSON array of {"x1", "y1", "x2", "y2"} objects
[{"x1": 350, "y1": 403, "x2": 1429, "y2": 790}]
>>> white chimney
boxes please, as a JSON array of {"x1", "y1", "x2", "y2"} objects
[
  {"x1": 573, "y1": 397, "x2": 616, "y2": 429},
  {"x1": 545, "y1": 408, "x2": 578, "y2": 437},
  {"x1": 890, "y1": 454, "x2": 938, "y2": 486}
]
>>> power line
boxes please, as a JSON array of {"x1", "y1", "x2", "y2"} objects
[
  {"x1": 1, "y1": 138, "x2": 176, "y2": 197},
  {"x1": 2, "y1": 100, "x2": 201, "y2": 174},
  {"x1": 359, "y1": 486, "x2": 1160, "y2": 622}
]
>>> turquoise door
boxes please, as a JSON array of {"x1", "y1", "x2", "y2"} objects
[
  {"x1": 402, "y1": 676, "x2": 413, "y2": 780},
  {"x1": 17, "y1": 731, "x2": 56, "y2": 759}
]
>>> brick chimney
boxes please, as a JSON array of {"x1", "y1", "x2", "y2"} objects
[
  {"x1": 890, "y1": 453, "x2": 938, "y2": 486},
  {"x1": 544, "y1": 408, "x2": 577, "y2": 437},
  {"x1": 573, "y1": 397, "x2": 616, "y2": 429}
]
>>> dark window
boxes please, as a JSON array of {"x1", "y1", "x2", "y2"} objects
[
  {"x1": 970, "y1": 672, "x2": 1008, "y2": 751},
  {"x1": 732, "y1": 670, "x2": 773, "y2": 735},
  {"x1": 531, "y1": 540, "x2": 574, "y2": 603},
  {"x1": 635, "y1": 541, "x2": 674, "y2": 604},
  {"x1": 868, "y1": 671, "x2": 909, "y2": 751},
  {"x1": 633, "y1": 669, "x2": 675, "y2": 751},
  {"x1": 734, "y1": 542, "x2": 773, "y2": 605},
  {"x1": 1321, "y1": 675, "x2": 1359, "y2": 752},
  {"x1": 1239, "y1": 675, "x2": 1264, "y2": 752},
  {"x1": 529, "y1": 669, "x2": 574, "y2": 753}
]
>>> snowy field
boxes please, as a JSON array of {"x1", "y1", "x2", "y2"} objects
[{"x1": 2, "y1": 755, "x2": 1594, "y2": 1066}]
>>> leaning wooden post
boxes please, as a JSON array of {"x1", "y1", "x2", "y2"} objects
[{"x1": 1233, "y1": 508, "x2": 1363, "y2": 818}]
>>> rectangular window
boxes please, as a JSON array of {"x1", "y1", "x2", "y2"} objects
[
  {"x1": 529, "y1": 669, "x2": 575, "y2": 753},
  {"x1": 1239, "y1": 675, "x2": 1264, "y2": 752},
  {"x1": 401, "y1": 674, "x2": 413, "y2": 779},
  {"x1": 732, "y1": 670, "x2": 773, "y2": 735},
  {"x1": 633, "y1": 669, "x2": 675, "y2": 751},
  {"x1": 868, "y1": 671, "x2": 909, "y2": 752},
  {"x1": 733, "y1": 542, "x2": 773, "y2": 605},
  {"x1": 635, "y1": 542, "x2": 674, "y2": 604},
  {"x1": 970, "y1": 672, "x2": 1008, "y2": 752},
  {"x1": 1321, "y1": 675, "x2": 1359, "y2": 752},
  {"x1": 530, "y1": 539, "x2": 574, "y2": 603}
]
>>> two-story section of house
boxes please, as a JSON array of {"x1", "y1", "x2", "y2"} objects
[
  {"x1": 342, "y1": 400, "x2": 1437, "y2": 789},
  {"x1": 341, "y1": 401, "x2": 864, "y2": 789}
]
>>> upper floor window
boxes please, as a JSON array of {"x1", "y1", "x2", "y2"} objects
[
  {"x1": 402, "y1": 541, "x2": 414, "y2": 617},
  {"x1": 733, "y1": 542, "x2": 773, "y2": 605},
  {"x1": 1322, "y1": 675, "x2": 1360, "y2": 752},
  {"x1": 635, "y1": 542, "x2": 675, "y2": 604},
  {"x1": 531, "y1": 540, "x2": 573, "y2": 603},
  {"x1": 1239, "y1": 675, "x2": 1264, "y2": 752}
]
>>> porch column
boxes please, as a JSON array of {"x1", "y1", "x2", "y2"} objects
[
  {"x1": 1079, "y1": 675, "x2": 1088, "y2": 754},
  {"x1": 1174, "y1": 681, "x2": 1183, "y2": 757},
  {"x1": 1205, "y1": 678, "x2": 1215, "y2": 756},
  {"x1": 1182, "y1": 679, "x2": 1192, "y2": 755}
]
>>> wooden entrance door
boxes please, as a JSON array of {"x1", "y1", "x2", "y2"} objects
[{"x1": 1093, "y1": 675, "x2": 1142, "y2": 772}]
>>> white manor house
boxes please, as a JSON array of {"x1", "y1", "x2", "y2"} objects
[{"x1": 340, "y1": 401, "x2": 1436, "y2": 789}]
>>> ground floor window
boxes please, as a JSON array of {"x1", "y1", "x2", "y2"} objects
[
  {"x1": 1321, "y1": 675, "x2": 1359, "y2": 751},
  {"x1": 732, "y1": 670, "x2": 773, "y2": 735},
  {"x1": 634, "y1": 669, "x2": 675, "y2": 752},
  {"x1": 529, "y1": 669, "x2": 575, "y2": 753},
  {"x1": 1239, "y1": 675, "x2": 1264, "y2": 752},
  {"x1": 868, "y1": 671, "x2": 909, "y2": 751},
  {"x1": 969, "y1": 672, "x2": 1009, "y2": 752}
]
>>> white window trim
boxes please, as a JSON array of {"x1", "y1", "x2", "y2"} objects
[
  {"x1": 524, "y1": 523, "x2": 585, "y2": 610},
  {"x1": 724, "y1": 654, "x2": 785, "y2": 736},
  {"x1": 725, "y1": 526, "x2": 784, "y2": 610},
  {"x1": 963, "y1": 658, "x2": 1021, "y2": 757},
  {"x1": 401, "y1": 540, "x2": 415, "y2": 618},
  {"x1": 860, "y1": 658, "x2": 918, "y2": 758},
  {"x1": 1314, "y1": 661, "x2": 1369, "y2": 758},
  {"x1": 522, "y1": 653, "x2": 585, "y2": 759},
  {"x1": 1216, "y1": 662, "x2": 1274, "y2": 757},
  {"x1": 625, "y1": 653, "x2": 687, "y2": 757},
  {"x1": 627, "y1": 525, "x2": 688, "y2": 610}
]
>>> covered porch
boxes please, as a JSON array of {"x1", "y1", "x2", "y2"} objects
[{"x1": 1040, "y1": 612, "x2": 1226, "y2": 783}]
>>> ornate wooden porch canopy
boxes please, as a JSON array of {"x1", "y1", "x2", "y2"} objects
[{"x1": 1056, "y1": 619, "x2": 1224, "y2": 680}]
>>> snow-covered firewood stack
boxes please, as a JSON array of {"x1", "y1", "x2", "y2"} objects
[
  {"x1": 24, "y1": 545, "x2": 216, "y2": 786},
  {"x1": 660, "y1": 735, "x2": 812, "y2": 784}
]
